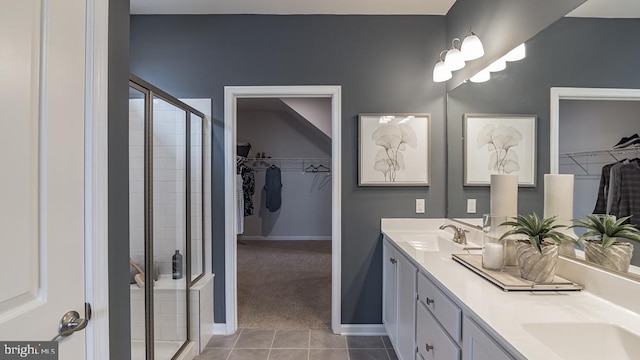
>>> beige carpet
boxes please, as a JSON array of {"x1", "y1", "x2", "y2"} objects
[{"x1": 237, "y1": 240, "x2": 331, "y2": 329}]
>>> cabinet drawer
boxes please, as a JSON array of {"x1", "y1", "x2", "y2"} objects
[
  {"x1": 417, "y1": 272, "x2": 461, "y2": 343},
  {"x1": 417, "y1": 302, "x2": 460, "y2": 360}
]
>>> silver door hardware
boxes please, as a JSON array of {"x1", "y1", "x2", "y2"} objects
[
  {"x1": 425, "y1": 297, "x2": 434, "y2": 305},
  {"x1": 51, "y1": 303, "x2": 91, "y2": 341}
]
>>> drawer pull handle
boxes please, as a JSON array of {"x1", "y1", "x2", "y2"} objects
[
  {"x1": 390, "y1": 257, "x2": 397, "y2": 264},
  {"x1": 426, "y1": 297, "x2": 434, "y2": 305},
  {"x1": 425, "y1": 343, "x2": 434, "y2": 352}
]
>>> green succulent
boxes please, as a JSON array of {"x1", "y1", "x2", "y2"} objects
[
  {"x1": 570, "y1": 214, "x2": 640, "y2": 249},
  {"x1": 499, "y1": 213, "x2": 573, "y2": 253}
]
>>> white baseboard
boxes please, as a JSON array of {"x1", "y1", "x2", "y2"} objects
[
  {"x1": 338, "y1": 324, "x2": 387, "y2": 336},
  {"x1": 212, "y1": 323, "x2": 230, "y2": 335},
  {"x1": 238, "y1": 236, "x2": 332, "y2": 241}
]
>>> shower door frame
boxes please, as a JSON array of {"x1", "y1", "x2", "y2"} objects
[{"x1": 129, "y1": 75, "x2": 207, "y2": 359}]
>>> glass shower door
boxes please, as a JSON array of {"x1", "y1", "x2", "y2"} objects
[{"x1": 152, "y1": 96, "x2": 189, "y2": 359}]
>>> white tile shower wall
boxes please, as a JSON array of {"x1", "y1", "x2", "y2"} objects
[
  {"x1": 188, "y1": 275, "x2": 214, "y2": 354},
  {"x1": 130, "y1": 99, "x2": 203, "y2": 277}
]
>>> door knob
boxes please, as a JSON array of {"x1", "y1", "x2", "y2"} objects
[
  {"x1": 51, "y1": 305, "x2": 91, "y2": 341},
  {"x1": 425, "y1": 343, "x2": 434, "y2": 351}
]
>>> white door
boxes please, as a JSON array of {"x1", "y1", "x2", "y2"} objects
[{"x1": 0, "y1": 0, "x2": 88, "y2": 358}]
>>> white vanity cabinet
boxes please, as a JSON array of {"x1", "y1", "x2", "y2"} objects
[
  {"x1": 462, "y1": 316, "x2": 513, "y2": 360},
  {"x1": 383, "y1": 239, "x2": 417, "y2": 360},
  {"x1": 383, "y1": 236, "x2": 516, "y2": 360},
  {"x1": 416, "y1": 301, "x2": 460, "y2": 360},
  {"x1": 416, "y1": 271, "x2": 461, "y2": 360},
  {"x1": 383, "y1": 240, "x2": 398, "y2": 345}
]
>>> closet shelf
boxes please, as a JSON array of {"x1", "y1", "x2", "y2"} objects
[
  {"x1": 559, "y1": 147, "x2": 639, "y2": 175},
  {"x1": 244, "y1": 157, "x2": 331, "y2": 172}
]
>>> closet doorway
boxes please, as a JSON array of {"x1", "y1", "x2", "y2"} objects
[{"x1": 224, "y1": 86, "x2": 342, "y2": 335}]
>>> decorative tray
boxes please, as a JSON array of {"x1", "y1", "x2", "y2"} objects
[{"x1": 452, "y1": 254, "x2": 584, "y2": 292}]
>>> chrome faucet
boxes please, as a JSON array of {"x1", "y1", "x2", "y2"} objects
[{"x1": 439, "y1": 224, "x2": 469, "y2": 245}]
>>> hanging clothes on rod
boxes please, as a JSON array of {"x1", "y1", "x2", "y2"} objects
[
  {"x1": 593, "y1": 156, "x2": 640, "y2": 227},
  {"x1": 264, "y1": 164, "x2": 282, "y2": 212},
  {"x1": 238, "y1": 163, "x2": 255, "y2": 217}
]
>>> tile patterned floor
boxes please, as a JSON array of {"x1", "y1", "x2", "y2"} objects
[{"x1": 196, "y1": 329, "x2": 398, "y2": 360}]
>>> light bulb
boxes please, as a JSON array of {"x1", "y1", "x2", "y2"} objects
[
  {"x1": 433, "y1": 60, "x2": 452, "y2": 83},
  {"x1": 504, "y1": 43, "x2": 526, "y2": 62},
  {"x1": 461, "y1": 33, "x2": 484, "y2": 61},
  {"x1": 487, "y1": 58, "x2": 506, "y2": 72},
  {"x1": 444, "y1": 47, "x2": 465, "y2": 71},
  {"x1": 470, "y1": 68, "x2": 490, "y2": 83}
]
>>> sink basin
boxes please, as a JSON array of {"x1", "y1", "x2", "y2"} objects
[
  {"x1": 522, "y1": 322, "x2": 640, "y2": 360},
  {"x1": 401, "y1": 234, "x2": 474, "y2": 253}
]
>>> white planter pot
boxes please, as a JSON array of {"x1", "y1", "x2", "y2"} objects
[
  {"x1": 583, "y1": 240, "x2": 634, "y2": 273},
  {"x1": 515, "y1": 241, "x2": 559, "y2": 283}
]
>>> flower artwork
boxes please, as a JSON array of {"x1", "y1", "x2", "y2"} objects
[
  {"x1": 464, "y1": 114, "x2": 536, "y2": 186},
  {"x1": 477, "y1": 123, "x2": 523, "y2": 174},
  {"x1": 371, "y1": 120, "x2": 417, "y2": 181},
  {"x1": 359, "y1": 114, "x2": 430, "y2": 186}
]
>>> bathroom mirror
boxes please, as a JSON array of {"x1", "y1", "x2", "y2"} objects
[{"x1": 446, "y1": 15, "x2": 640, "y2": 280}]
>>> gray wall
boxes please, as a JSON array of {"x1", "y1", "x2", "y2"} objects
[
  {"x1": 238, "y1": 109, "x2": 332, "y2": 238},
  {"x1": 446, "y1": 18, "x2": 640, "y2": 218},
  {"x1": 559, "y1": 100, "x2": 640, "y2": 154},
  {"x1": 130, "y1": 15, "x2": 448, "y2": 324},
  {"x1": 109, "y1": 0, "x2": 131, "y2": 358}
]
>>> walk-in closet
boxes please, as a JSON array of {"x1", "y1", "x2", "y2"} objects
[
  {"x1": 235, "y1": 97, "x2": 333, "y2": 329},
  {"x1": 558, "y1": 98, "x2": 640, "y2": 265}
]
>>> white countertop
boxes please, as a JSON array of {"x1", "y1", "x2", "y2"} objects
[{"x1": 382, "y1": 218, "x2": 640, "y2": 360}]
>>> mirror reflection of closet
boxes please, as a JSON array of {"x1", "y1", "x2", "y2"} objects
[{"x1": 558, "y1": 98, "x2": 640, "y2": 270}]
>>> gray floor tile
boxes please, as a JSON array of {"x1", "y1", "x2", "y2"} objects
[
  {"x1": 196, "y1": 348, "x2": 232, "y2": 360},
  {"x1": 382, "y1": 336, "x2": 393, "y2": 349},
  {"x1": 234, "y1": 329, "x2": 276, "y2": 349},
  {"x1": 309, "y1": 349, "x2": 349, "y2": 360},
  {"x1": 272, "y1": 330, "x2": 310, "y2": 349},
  {"x1": 309, "y1": 329, "x2": 347, "y2": 348},
  {"x1": 346, "y1": 336, "x2": 385, "y2": 348},
  {"x1": 349, "y1": 349, "x2": 390, "y2": 360},
  {"x1": 228, "y1": 349, "x2": 270, "y2": 360},
  {"x1": 206, "y1": 332, "x2": 241, "y2": 348},
  {"x1": 387, "y1": 347, "x2": 399, "y2": 360},
  {"x1": 268, "y1": 349, "x2": 309, "y2": 360}
]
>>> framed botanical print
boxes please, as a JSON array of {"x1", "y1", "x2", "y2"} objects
[
  {"x1": 464, "y1": 113, "x2": 536, "y2": 186},
  {"x1": 358, "y1": 113, "x2": 430, "y2": 186}
]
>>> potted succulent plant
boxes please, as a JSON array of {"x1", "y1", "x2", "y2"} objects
[
  {"x1": 500, "y1": 213, "x2": 573, "y2": 282},
  {"x1": 570, "y1": 214, "x2": 640, "y2": 273}
]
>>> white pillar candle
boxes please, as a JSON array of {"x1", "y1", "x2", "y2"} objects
[
  {"x1": 543, "y1": 174, "x2": 576, "y2": 237},
  {"x1": 490, "y1": 174, "x2": 518, "y2": 219},
  {"x1": 483, "y1": 242, "x2": 504, "y2": 270}
]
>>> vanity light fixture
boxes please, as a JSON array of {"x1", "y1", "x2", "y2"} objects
[
  {"x1": 470, "y1": 68, "x2": 491, "y2": 83},
  {"x1": 433, "y1": 50, "x2": 453, "y2": 83},
  {"x1": 461, "y1": 27, "x2": 484, "y2": 61},
  {"x1": 504, "y1": 43, "x2": 526, "y2": 62},
  {"x1": 444, "y1": 38, "x2": 466, "y2": 71},
  {"x1": 487, "y1": 58, "x2": 507, "y2": 72}
]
